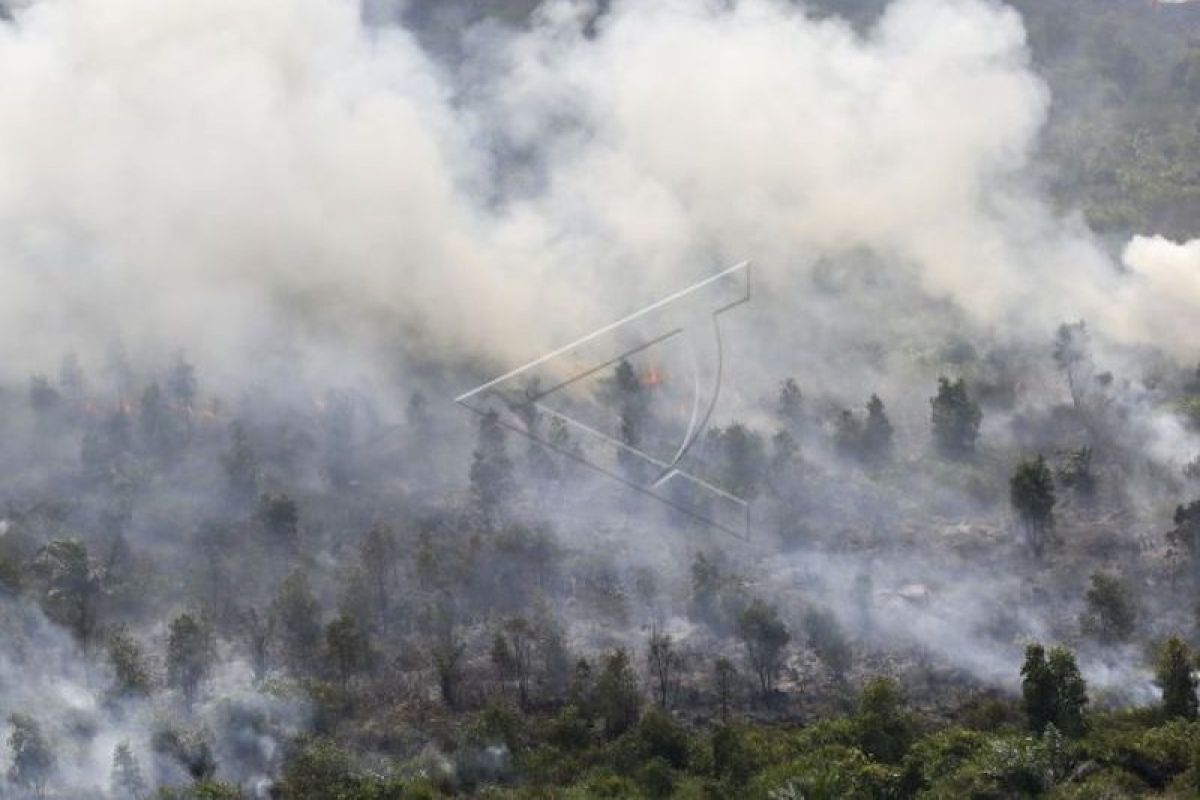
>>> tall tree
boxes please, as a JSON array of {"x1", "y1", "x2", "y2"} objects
[
  {"x1": 221, "y1": 422, "x2": 259, "y2": 505},
  {"x1": 110, "y1": 741, "x2": 146, "y2": 800},
  {"x1": 468, "y1": 409, "x2": 514, "y2": 526},
  {"x1": 1168, "y1": 500, "x2": 1200, "y2": 584},
  {"x1": 105, "y1": 625, "x2": 152, "y2": 699},
  {"x1": 1156, "y1": 636, "x2": 1198, "y2": 721},
  {"x1": 359, "y1": 522, "x2": 399, "y2": 630},
  {"x1": 7, "y1": 714, "x2": 55, "y2": 798},
  {"x1": 272, "y1": 570, "x2": 322, "y2": 673},
  {"x1": 647, "y1": 627, "x2": 683, "y2": 709},
  {"x1": 736, "y1": 599, "x2": 790, "y2": 700},
  {"x1": 1010, "y1": 455, "x2": 1056, "y2": 558},
  {"x1": 1022, "y1": 643, "x2": 1088, "y2": 737},
  {"x1": 324, "y1": 614, "x2": 372, "y2": 688},
  {"x1": 1021, "y1": 643, "x2": 1057, "y2": 735},
  {"x1": 30, "y1": 539, "x2": 103, "y2": 650},
  {"x1": 166, "y1": 613, "x2": 214, "y2": 710},
  {"x1": 861, "y1": 395, "x2": 894, "y2": 464},
  {"x1": 1080, "y1": 572, "x2": 1136, "y2": 644},
  {"x1": 491, "y1": 616, "x2": 535, "y2": 710},
  {"x1": 777, "y1": 378, "x2": 804, "y2": 426},
  {"x1": 930, "y1": 377, "x2": 982, "y2": 458},
  {"x1": 613, "y1": 359, "x2": 651, "y2": 484},
  {"x1": 595, "y1": 648, "x2": 641, "y2": 739}
]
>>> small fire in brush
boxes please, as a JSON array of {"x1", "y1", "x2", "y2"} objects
[{"x1": 642, "y1": 365, "x2": 665, "y2": 388}]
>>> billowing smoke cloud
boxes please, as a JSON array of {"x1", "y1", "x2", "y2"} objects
[{"x1": 0, "y1": 0, "x2": 1190, "y2": 392}]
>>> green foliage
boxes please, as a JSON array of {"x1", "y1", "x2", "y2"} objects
[
  {"x1": 930, "y1": 377, "x2": 982, "y2": 459},
  {"x1": 803, "y1": 608, "x2": 852, "y2": 680},
  {"x1": 1081, "y1": 572, "x2": 1137, "y2": 644},
  {"x1": 736, "y1": 599, "x2": 790, "y2": 698},
  {"x1": 595, "y1": 649, "x2": 641, "y2": 739},
  {"x1": 635, "y1": 708, "x2": 690, "y2": 769},
  {"x1": 272, "y1": 570, "x2": 322, "y2": 673},
  {"x1": 748, "y1": 744, "x2": 899, "y2": 800},
  {"x1": 1010, "y1": 455, "x2": 1056, "y2": 557},
  {"x1": 167, "y1": 613, "x2": 214, "y2": 709},
  {"x1": 855, "y1": 677, "x2": 915, "y2": 764},
  {"x1": 1156, "y1": 637, "x2": 1198, "y2": 721},
  {"x1": 106, "y1": 624, "x2": 153, "y2": 698},
  {"x1": 1022, "y1": 644, "x2": 1089, "y2": 738}
]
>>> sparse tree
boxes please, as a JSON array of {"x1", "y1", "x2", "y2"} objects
[
  {"x1": 360, "y1": 522, "x2": 399, "y2": 630},
  {"x1": 166, "y1": 613, "x2": 214, "y2": 710},
  {"x1": 491, "y1": 616, "x2": 535, "y2": 709},
  {"x1": 736, "y1": 599, "x2": 790, "y2": 700},
  {"x1": 111, "y1": 741, "x2": 146, "y2": 800},
  {"x1": 29, "y1": 539, "x2": 103, "y2": 649},
  {"x1": 240, "y1": 607, "x2": 273, "y2": 684},
  {"x1": 1081, "y1": 572, "x2": 1136, "y2": 644},
  {"x1": 1047, "y1": 646, "x2": 1089, "y2": 738},
  {"x1": 106, "y1": 625, "x2": 152, "y2": 698},
  {"x1": 221, "y1": 422, "x2": 258, "y2": 504},
  {"x1": 272, "y1": 570, "x2": 322, "y2": 673},
  {"x1": 1169, "y1": 500, "x2": 1200, "y2": 584},
  {"x1": 595, "y1": 648, "x2": 641, "y2": 738},
  {"x1": 834, "y1": 409, "x2": 864, "y2": 460},
  {"x1": 861, "y1": 395, "x2": 894, "y2": 464},
  {"x1": 1156, "y1": 636, "x2": 1198, "y2": 721},
  {"x1": 430, "y1": 616, "x2": 467, "y2": 710},
  {"x1": 613, "y1": 359, "x2": 651, "y2": 484},
  {"x1": 930, "y1": 377, "x2": 981, "y2": 458},
  {"x1": 1011, "y1": 455, "x2": 1056, "y2": 558},
  {"x1": 714, "y1": 657, "x2": 737, "y2": 721},
  {"x1": 647, "y1": 627, "x2": 683, "y2": 709},
  {"x1": 324, "y1": 614, "x2": 372, "y2": 688},
  {"x1": 778, "y1": 378, "x2": 803, "y2": 425},
  {"x1": 803, "y1": 608, "x2": 852, "y2": 681},
  {"x1": 469, "y1": 409, "x2": 514, "y2": 526},
  {"x1": 258, "y1": 492, "x2": 300, "y2": 550},
  {"x1": 7, "y1": 714, "x2": 54, "y2": 798}
]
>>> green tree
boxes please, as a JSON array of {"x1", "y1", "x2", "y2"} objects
[
  {"x1": 272, "y1": 570, "x2": 322, "y2": 673},
  {"x1": 105, "y1": 625, "x2": 152, "y2": 699},
  {"x1": 647, "y1": 627, "x2": 682, "y2": 709},
  {"x1": 324, "y1": 614, "x2": 372, "y2": 688},
  {"x1": 1156, "y1": 636, "x2": 1198, "y2": 721},
  {"x1": 1047, "y1": 647, "x2": 1089, "y2": 738},
  {"x1": 856, "y1": 677, "x2": 914, "y2": 763},
  {"x1": 30, "y1": 539, "x2": 103, "y2": 649},
  {"x1": 1022, "y1": 643, "x2": 1057, "y2": 735},
  {"x1": 803, "y1": 608, "x2": 852, "y2": 681},
  {"x1": 359, "y1": 522, "x2": 399, "y2": 630},
  {"x1": 166, "y1": 613, "x2": 214, "y2": 710},
  {"x1": 1010, "y1": 455, "x2": 1056, "y2": 558},
  {"x1": 490, "y1": 616, "x2": 535, "y2": 709},
  {"x1": 861, "y1": 394, "x2": 894, "y2": 464},
  {"x1": 930, "y1": 377, "x2": 981, "y2": 458},
  {"x1": 7, "y1": 714, "x2": 55, "y2": 798},
  {"x1": 737, "y1": 599, "x2": 790, "y2": 700},
  {"x1": 595, "y1": 648, "x2": 641, "y2": 738},
  {"x1": 1024, "y1": 644, "x2": 1088, "y2": 738},
  {"x1": 1080, "y1": 572, "x2": 1136, "y2": 644}
]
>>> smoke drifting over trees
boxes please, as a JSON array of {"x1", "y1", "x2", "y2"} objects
[{"x1": 3, "y1": 0, "x2": 1200, "y2": 796}]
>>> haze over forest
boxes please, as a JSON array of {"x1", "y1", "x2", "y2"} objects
[{"x1": 7, "y1": 0, "x2": 1200, "y2": 797}]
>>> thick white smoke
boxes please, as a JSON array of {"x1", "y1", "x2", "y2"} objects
[{"x1": 0, "y1": 0, "x2": 1191, "y2": 388}]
